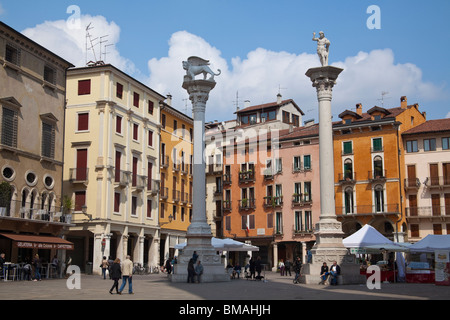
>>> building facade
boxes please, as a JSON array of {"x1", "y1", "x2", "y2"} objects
[
  {"x1": 333, "y1": 97, "x2": 427, "y2": 242},
  {"x1": 0, "y1": 21, "x2": 74, "y2": 263},
  {"x1": 402, "y1": 118, "x2": 450, "y2": 240},
  {"x1": 63, "y1": 64, "x2": 164, "y2": 273},
  {"x1": 159, "y1": 98, "x2": 193, "y2": 265}
]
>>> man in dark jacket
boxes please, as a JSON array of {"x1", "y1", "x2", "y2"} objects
[
  {"x1": 329, "y1": 261, "x2": 341, "y2": 285},
  {"x1": 293, "y1": 257, "x2": 302, "y2": 283}
]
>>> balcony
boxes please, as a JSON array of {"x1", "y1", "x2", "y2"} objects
[
  {"x1": 206, "y1": 163, "x2": 223, "y2": 175},
  {"x1": 180, "y1": 163, "x2": 188, "y2": 175},
  {"x1": 160, "y1": 155, "x2": 169, "y2": 168},
  {"x1": 0, "y1": 200, "x2": 72, "y2": 224},
  {"x1": 132, "y1": 175, "x2": 147, "y2": 191},
  {"x1": 291, "y1": 194, "x2": 312, "y2": 207},
  {"x1": 425, "y1": 176, "x2": 450, "y2": 189},
  {"x1": 213, "y1": 209, "x2": 222, "y2": 221},
  {"x1": 160, "y1": 187, "x2": 169, "y2": 200},
  {"x1": 406, "y1": 206, "x2": 450, "y2": 218},
  {"x1": 172, "y1": 190, "x2": 180, "y2": 202},
  {"x1": 263, "y1": 196, "x2": 283, "y2": 208},
  {"x1": 181, "y1": 192, "x2": 188, "y2": 204},
  {"x1": 223, "y1": 174, "x2": 232, "y2": 185},
  {"x1": 223, "y1": 200, "x2": 232, "y2": 211},
  {"x1": 172, "y1": 163, "x2": 180, "y2": 173},
  {"x1": 147, "y1": 180, "x2": 160, "y2": 195},
  {"x1": 336, "y1": 204, "x2": 400, "y2": 216},
  {"x1": 238, "y1": 198, "x2": 256, "y2": 211},
  {"x1": 338, "y1": 172, "x2": 357, "y2": 185},
  {"x1": 368, "y1": 170, "x2": 386, "y2": 183},
  {"x1": 404, "y1": 178, "x2": 420, "y2": 191},
  {"x1": 69, "y1": 168, "x2": 89, "y2": 183},
  {"x1": 238, "y1": 171, "x2": 255, "y2": 183},
  {"x1": 114, "y1": 170, "x2": 130, "y2": 188},
  {"x1": 213, "y1": 186, "x2": 222, "y2": 197}
]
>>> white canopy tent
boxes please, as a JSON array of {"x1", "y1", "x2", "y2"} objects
[
  {"x1": 409, "y1": 234, "x2": 450, "y2": 253},
  {"x1": 343, "y1": 224, "x2": 396, "y2": 248},
  {"x1": 174, "y1": 237, "x2": 259, "y2": 252}
]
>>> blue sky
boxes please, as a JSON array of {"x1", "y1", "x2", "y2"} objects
[{"x1": 1, "y1": 0, "x2": 449, "y2": 122}]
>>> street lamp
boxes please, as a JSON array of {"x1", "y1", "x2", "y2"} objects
[
  {"x1": 159, "y1": 214, "x2": 173, "y2": 227},
  {"x1": 81, "y1": 204, "x2": 93, "y2": 221}
]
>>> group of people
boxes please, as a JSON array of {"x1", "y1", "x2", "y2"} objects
[
  {"x1": 0, "y1": 252, "x2": 63, "y2": 281},
  {"x1": 319, "y1": 261, "x2": 341, "y2": 285},
  {"x1": 187, "y1": 251, "x2": 203, "y2": 283},
  {"x1": 100, "y1": 255, "x2": 134, "y2": 295}
]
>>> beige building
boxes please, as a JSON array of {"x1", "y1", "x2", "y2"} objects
[
  {"x1": 0, "y1": 21, "x2": 74, "y2": 264},
  {"x1": 63, "y1": 64, "x2": 164, "y2": 274}
]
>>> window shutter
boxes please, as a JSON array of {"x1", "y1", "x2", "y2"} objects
[
  {"x1": 78, "y1": 113, "x2": 89, "y2": 131},
  {"x1": 78, "y1": 80, "x2": 91, "y2": 95}
]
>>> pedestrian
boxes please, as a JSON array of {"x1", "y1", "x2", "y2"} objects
[
  {"x1": 249, "y1": 257, "x2": 256, "y2": 279},
  {"x1": 319, "y1": 262, "x2": 329, "y2": 285},
  {"x1": 255, "y1": 256, "x2": 262, "y2": 278},
  {"x1": 109, "y1": 258, "x2": 122, "y2": 294},
  {"x1": 293, "y1": 257, "x2": 302, "y2": 284},
  {"x1": 0, "y1": 253, "x2": 5, "y2": 279},
  {"x1": 51, "y1": 255, "x2": 60, "y2": 278},
  {"x1": 329, "y1": 261, "x2": 341, "y2": 285},
  {"x1": 285, "y1": 259, "x2": 292, "y2": 276},
  {"x1": 195, "y1": 260, "x2": 204, "y2": 283},
  {"x1": 279, "y1": 259, "x2": 285, "y2": 276},
  {"x1": 192, "y1": 251, "x2": 198, "y2": 263},
  {"x1": 100, "y1": 256, "x2": 109, "y2": 279},
  {"x1": 107, "y1": 256, "x2": 114, "y2": 279},
  {"x1": 32, "y1": 254, "x2": 42, "y2": 281},
  {"x1": 119, "y1": 255, "x2": 133, "y2": 294},
  {"x1": 165, "y1": 257, "x2": 172, "y2": 275},
  {"x1": 187, "y1": 258, "x2": 195, "y2": 283}
]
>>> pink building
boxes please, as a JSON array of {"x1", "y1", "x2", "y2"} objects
[{"x1": 273, "y1": 122, "x2": 320, "y2": 265}]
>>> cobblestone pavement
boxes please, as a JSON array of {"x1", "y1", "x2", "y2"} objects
[{"x1": 0, "y1": 271, "x2": 449, "y2": 301}]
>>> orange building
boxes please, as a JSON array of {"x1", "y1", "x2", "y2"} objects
[{"x1": 333, "y1": 96, "x2": 426, "y2": 241}]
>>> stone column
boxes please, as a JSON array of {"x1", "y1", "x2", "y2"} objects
[
  {"x1": 303, "y1": 66, "x2": 364, "y2": 284},
  {"x1": 172, "y1": 58, "x2": 228, "y2": 282}
]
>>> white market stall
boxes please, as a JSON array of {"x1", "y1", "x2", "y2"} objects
[{"x1": 174, "y1": 237, "x2": 259, "y2": 252}]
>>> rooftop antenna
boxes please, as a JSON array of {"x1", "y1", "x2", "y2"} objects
[
  {"x1": 233, "y1": 91, "x2": 242, "y2": 111},
  {"x1": 182, "y1": 98, "x2": 190, "y2": 116},
  {"x1": 99, "y1": 35, "x2": 109, "y2": 63},
  {"x1": 278, "y1": 84, "x2": 287, "y2": 95},
  {"x1": 378, "y1": 91, "x2": 390, "y2": 107},
  {"x1": 85, "y1": 23, "x2": 98, "y2": 65}
]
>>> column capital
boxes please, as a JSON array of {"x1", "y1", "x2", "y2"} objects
[{"x1": 305, "y1": 66, "x2": 343, "y2": 101}]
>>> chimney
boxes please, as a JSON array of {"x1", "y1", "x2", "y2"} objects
[
  {"x1": 244, "y1": 100, "x2": 250, "y2": 109},
  {"x1": 166, "y1": 94, "x2": 172, "y2": 106},
  {"x1": 304, "y1": 119, "x2": 315, "y2": 127},
  {"x1": 277, "y1": 93, "x2": 282, "y2": 104},
  {"x1": 356, "y1": 103, "x2": 363, "y2": 116},
  {"x1": 400, "y1": 96, "x2": 407, "y2": 109},
  {"x1": 422, "y1": 111, "x2": 426, "y2": 120}
]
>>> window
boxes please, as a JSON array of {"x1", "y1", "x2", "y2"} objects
[
  {"x1": 343, "y1": 141, "x2": 353, "y2": 154},
  {"x1": 267, "y1": 213, "x2": 274, "y2": 229},
  {"x1": 148, "y1": 101, "x2": 154, "y2": 115},
  {"x1": 161, "y1": 114, "x2": 166, "y2": 129},
  {"x1": 131, "y1": 196, "x2": 137, "y2": 216},
  {"x1": 304, "y1": 155, "x2": 311, "y2": 170},
  {"x1": 1, "y1": 107, "x2": 18, "y2": 147},
  {"x1": 304, "y1": 182, "x2": 311, "y2": 201},
  {"x1": 373, "y1": 156, "x2": 384, "y2": 177},
  {"x1": 276, "y1": 212, "x2": 283, "y2": 233},
  {"x1": 147, "y1": 199, "x2": 152, "y2": 218},
  {"x1": 443, "y1": 137, "x2": 450, "y2": 150},
  {"x1": 148, "y1": 130, "x2": 153, "y2": 147},
  {"x1": 172, "y1": 205, "x2": 177, "y2": 221},
  {"x1": 261, "y1": 110, "x2": 276, "y2": 122},
  {"x1": 116, "y1": 115, "x2": 122, "y2": 134},
  {"x1": 5, "y1": 44, "x2": 20, "y2": 65},
  {"x1": 275, "y1": 158, "x2": 282, "y2": 173},
  {"x1": 78, "y1": 80, "x2": 91, "y2": 95},
  {"x1": 406, "y1": 140, "x2": 418, "y2": 153},
  {"x1": 374, "y1": 185, "x2": 384, "y2": 212},
  {"x1": 424, "y1": 138, "x2": 436, "y2": 151},
  {"x1": 160, "y1": 203, "x2": 165, "y2": 219},
  {"x1": 292, "y1": 114, "x2": 300, "y2": 127},
  {"x1": 305, "y1": 211, "x2": 312, "y2": 231},
  {"x1": 173, "y1": 120, "x2": 178, "y2": 132},
  {"x1": 344, "y1": 187, "x2": 354, "y2": 214},
  {"x1": 133, "y1": 92, "x2": 140, "y2": 108},
  {"x1": 114, "y1": 192, "x2": 120, "y2": 213},
  {"x1": 372, "y1": 138, "x2": 383, "y2": 152},
  {"x1": 116, "y1": 83, "x2": 123, "y2": 99},
  {"x1": 225, "y1": 216, "x2": 231, "y2": 231},
  {"x1": 74, "y1": 191, "x2": 86, "y2": 211},
  {"x1": 410, "y1": 224, "x2": 419, "y2": 238},
  {"x1": 293, "y1": 156, "x2": 301, "y2": 171},
  {"x1": 133, "y1": 123, "x2": 139, "y2": 141},
  {"x1": 295, "y1": 211, "x2": 302, "y2": 231},
  {"x1": 41, "y1": 122, "x2": 55, "y2": 158},
  {"x1": 282, "y1": 111, "x2": 290, "y2": 124},
  {"x1": 77, "y1": 113, "x2": 89, "y2": 131},
  {"x1": 44, "y1": 65, "x2": 56, "y2": 84}
]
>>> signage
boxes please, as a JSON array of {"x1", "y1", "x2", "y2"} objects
[
  {"x1": 435, "y1": 250, "x2": 450, "y2": 286},
  {"x1": 14, "y1": 241, "x2": 74, "y2": 250}
]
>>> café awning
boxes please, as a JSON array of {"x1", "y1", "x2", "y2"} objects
[{"x1": 0, "y1": 233, "x2": 74, "y2": 250}]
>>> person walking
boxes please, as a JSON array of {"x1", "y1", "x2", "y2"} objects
[
  {"x1": 32, "y1": 254, "x2": 42, "y2": 281},
  {"x1": 119, "y1": 255, "x2": 133, "y2": 294},
  {"x1": 165, "y1": 258, "x2": 172, "y2": 275},
  {"x1": 100, "y1": 256, "x2": 109, "y2": 279},
  {"x1": 109, "y1": 258, "x2": 122, "y2": 294},
  {"x1": 249, "y1": 257, "x2": 256, "y2": 279},
  {"x1": 293, "y1": 257, "x2": 302, "y2": 284},
  {"x1": 279, "y1": 259, "x2": 285, "y2": 276},
  {"x1": 255, "y1": 256, "x2": 262, "y2": 279},
  {"x1": 285, "y1": 259, "x2": 292, "y2": 276}
]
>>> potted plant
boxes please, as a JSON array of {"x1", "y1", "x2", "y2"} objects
[{"x1": 62, "y1": 195, "x2": 73, "y2": 223}]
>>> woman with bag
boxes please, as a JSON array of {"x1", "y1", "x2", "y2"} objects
[{"x1": 109, "y1": 258, "x2": 122, "y2": 294}]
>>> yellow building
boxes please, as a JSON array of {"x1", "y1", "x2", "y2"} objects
[
  {"x1": 63, "y1": 64, "x2": 164, "y2": 274},
  {"x1": 333, "y1": 96, "x2": 426, "y2": 242},
  {"x1": 159, "y1": 97, "x2": 193, "y2": 264}
]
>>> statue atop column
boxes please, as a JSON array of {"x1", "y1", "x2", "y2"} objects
[
  {"x1": 182, "y1": 56, "x2": 221, "y2": 82},
  {"x1": 312, "y1": 31, "x2": 330, "y2": 67}
]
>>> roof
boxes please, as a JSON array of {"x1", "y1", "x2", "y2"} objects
[
  {"x1": 278, "y1": 123, "x2": 319, "y2": 141},
  {"x1": 235, "y1": 98, "x2": 305, "y2": 115},
  {"x1": 402, "y1": 118, "x2": 450, "y2": 136}
]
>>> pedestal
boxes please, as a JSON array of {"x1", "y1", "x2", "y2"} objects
[
  {"x1": 303, "y1": 66, "x2": 364, "y2": 285},
  {"x1": 172, "y1": 74, "x2": 229, "y2": 282}
]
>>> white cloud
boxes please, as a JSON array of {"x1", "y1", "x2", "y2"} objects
[
  {"x1": 147, "y1": 32, "x2": 445, "y2": 122},
  {"x1": 446, "y1": 112, "x2": 450, "y2": 119},
  {"x1": 21, "y1": 14, "x2": 136, "y2": 74}
]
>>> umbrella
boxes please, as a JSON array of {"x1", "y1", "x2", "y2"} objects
[{"x1": 174, "y1": 237, "x2": 259, "y2": 251}]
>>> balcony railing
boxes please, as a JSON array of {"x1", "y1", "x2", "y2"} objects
[
  {"x1": 160, "y1": 155, "x2": 169, "y2": 168},
  {"x1": 263, "y1": 196, "x2": 283, "y2": 208},
  {"x1": 404, "y1": 178, "x2": 420, "y2": 190},
  {"x1": 147, "y1": 180, "x2": 160, "y2": 194},
  {"x1": 223, "y1": 174, "x2": 232, "y2": 185},
  {"x1": 425, "y1": 176, "x2": 450, "y2": 188},
  {"x1": 368, "y1": 170, "x2": 387, "y2": 182},
  {"x1": 172, "y1": 190, "x2": 180, "y2": 202},
  {"x1": 336, "y1": 204, "x2": 400, "y2": 215},
  {"x1": 132, "y1": 175, "x2": 146, "y2": 190},
  {"x1": 238, "y1": 171, "x2": 255, "y2": 183},
  {"x1": 0, "y1": 201, "x2": 72, "y2": 224},
  {"x1": 160, "y1": 187, "x2": 169, "y2": 200},
  {"x1": 406, "y1": 206, "x2": 450, "y2": 217},
  {"x1": 223, "y1": 201, "x2": 232, "y2": 211},
  {"x1": 292, "y1": 194, "x2": 312, "y2": 206},
  {"x1": 206, "y1": 163, "x2": 223, "y2": 175},
  {"x1": 213, "y1": 186, "x2": 222, "y2": 196},
  {"x1": 181, "y1": 192, "x2": 188, "y2": 204},
  {"x1": 69, "y1": 168, "x2": 89, "y2": 182},
  {"x1": 115, "y1": 170, "x2": 130, "y2": 187},
  {"x1": 338, "y1": 172, "x2": 357, "y2": 184},
  {"x1": 238, "y1": 198, "x2": 256, "y2": 210}
]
